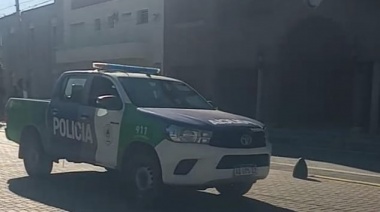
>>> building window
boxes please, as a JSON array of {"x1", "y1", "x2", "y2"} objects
[
  {"x1": 122, "y1": 12, "x2": 132, "y2": 22},
  {"x1": 71, "y1": 0, "x2": 112, "y2": 10},
  {"x1": 70, "y1": 22, "x2": 85, "y2": 46},
  {"x1": 137, "y1": 9, "x2": 149, "y2": 25},
  {"x1": 95, "y1": 18, "x2": 101, "y2": 31},
  {"x1": 52, "y1": 26, "x2": 58, "y2": 47},
  {"x1": 108, "y1": 13, "x2": 119, "y2": 29},
  {"x1": 29, "y1": 24, "x2": 35, "y2": 41},
  {"x1": 108, "y1": 16, "x2": 115, "y2": 28},
  {"x1": 51, "y1": 18, "x2": 58, "y2": 47},
  {"x1": 305, "y1": 0, "x2": 324, "y2": 8}
]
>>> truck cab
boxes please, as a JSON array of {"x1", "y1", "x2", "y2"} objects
[{"x1": 5, "y1": 63, "x2": 271, "y2": 204}]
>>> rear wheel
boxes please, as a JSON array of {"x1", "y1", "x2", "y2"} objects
[
  {"x1": 123, "y1": 149, "x2": 163, "y2": 207},
  {"x1": 216, "y1": 182, "x2": 254, "y2": 198},
  {"x1": 22, "y1": 131, "x2": 53, "y2": 178}
]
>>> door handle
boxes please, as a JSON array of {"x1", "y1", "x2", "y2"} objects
[
  {"x1": 80, "y1": 114, "x2": 89, "y2": 120},
  {"x1": 52, "y1": 108, "x2": 59, "y2": 115}
]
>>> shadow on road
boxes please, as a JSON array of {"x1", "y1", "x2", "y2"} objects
[{"x1": 8, "y1": 171, "x2": 294, "y2": 212}]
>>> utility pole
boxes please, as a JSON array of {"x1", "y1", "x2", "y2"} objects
[
  {"x1": 14, "y1": 0, "x2": 24, "y2": 97},
  {"x1": 15, "y1": 0, "x2": 21, "y2": 13}
]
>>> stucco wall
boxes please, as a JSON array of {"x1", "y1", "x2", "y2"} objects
[
  {"x1": 164, "y1": 0, "x2": 380, "y2": 128},
  {"x1": 57, "y1": 0, "x2": 164, "y2": 67}
]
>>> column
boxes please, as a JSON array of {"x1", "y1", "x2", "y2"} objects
[
  {"x1": 369, "y1": 62, "x2": 380, "y2": 135},
  {"x1": 351, "y1": 63, "x2": 366, "y2": 130}
]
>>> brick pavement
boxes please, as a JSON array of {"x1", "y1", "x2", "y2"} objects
[
  {"x1": 271, "y1": 156, "x2": 380, "y2": 176},
  {"x1": 1, "y1": 133, "x2": 380, "y2": 212}
]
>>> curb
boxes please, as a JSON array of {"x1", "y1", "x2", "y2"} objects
[
  {"x1": 311, "y1": 175, "x2": 380, "y2": 187},
  {"x1": 271, "y1": 162, "x2": 380, "y2": 185},
  {"x1": 272, "y1": 144, "x2": 380, "y2": 160}
]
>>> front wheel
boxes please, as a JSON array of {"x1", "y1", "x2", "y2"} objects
[
  {"x1": 124, "y1": 151, "x2": 163, "y2": 207},
  {"x1": 216, "y1": 182, "x2": 254, "y2": 198},
  {"x1": 22, "y1": 133, "x2": 53, "y2": 178}
]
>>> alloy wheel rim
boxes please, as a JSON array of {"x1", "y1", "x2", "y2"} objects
[{"x1": 135, "y1": 166, "x2": 154, "y2": 192}]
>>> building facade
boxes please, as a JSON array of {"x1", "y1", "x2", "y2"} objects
[
  {"x1": 1, "y1": 0, "x2": 164, "y2": 99},
  {"x1": 0, "y1": 2, "x2": 62, "y2": 99},
  {"x1": 55, "y1": 0, "x2": 164, "y2": 74},
  {"x1": 164, "y1": 0, "x2": 380, "y2": 134},
  {"x1": 1, "y1": 0, "x2": 379, "y2": 134}
]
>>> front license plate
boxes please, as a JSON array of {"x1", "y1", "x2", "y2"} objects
[{"x1": 234, "y1": 167, "x2": 257, "y2": 176}]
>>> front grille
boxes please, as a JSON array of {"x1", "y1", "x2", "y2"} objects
[
  {"x1": 210, "y1": 127, "x2": 266, "y2": 149},
  {"x1": 216, "y1": 154, "x2": 270, "y2": 169}
]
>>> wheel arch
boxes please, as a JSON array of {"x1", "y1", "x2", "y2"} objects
[
  {"x1": 120, "y1": 141, "x2": 162, "y2": 173},
  {"x1": 19, "y1": 125, "x2": 42, "y2": 159}
]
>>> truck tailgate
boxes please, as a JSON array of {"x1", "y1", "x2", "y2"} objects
[{"x1": 5, "y1": 98, "x2": 50, "y2": 144}]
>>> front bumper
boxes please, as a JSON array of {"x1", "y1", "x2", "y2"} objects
[{"x1": 155, "y1": 139, "x2": 271, "y2": 186}]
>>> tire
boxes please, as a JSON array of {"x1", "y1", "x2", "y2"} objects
[
  {"x1": 22, "y1": 131, "x2": 53, "y2": 178},
  {"x1": 216, "y1": 182, "x2": 254, "y2": 198},
  {"x1": 124, "y1": 149, "x2": 163, "y2": 207}
]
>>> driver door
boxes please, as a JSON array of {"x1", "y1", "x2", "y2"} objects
[{"x1": 78, "y1": 75, "x2": 124, "y2": 168}]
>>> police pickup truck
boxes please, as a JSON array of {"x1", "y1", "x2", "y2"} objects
[{"x1": 5, "y1": 63, "x2": 271, "y2": 203}]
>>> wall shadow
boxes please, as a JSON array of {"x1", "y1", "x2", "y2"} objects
[
  {"x1": 8, "y1": 171, "x2": 294, "y2": 212},
  {"x1": 278, "y1": 16, "x2": 354, "y2": 127},
  {"x1": 272, "y1": 144, "x2": 380, "y2": 174}
]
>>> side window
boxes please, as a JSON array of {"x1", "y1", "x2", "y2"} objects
[
  {"x1": 62, "y1": 76, "x2": 87, "y2": 103},
  {"x1": 88, "y1": 76, "x2": 122, "y2": 109},
  {"x1": 172, "y1": 82, "x2": 205, "y2": 106}
]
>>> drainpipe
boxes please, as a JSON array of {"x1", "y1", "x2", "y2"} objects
[
  {"x1": 369, "y1": 62, "x2": 380, "y2": 135},
  {"x1": 256, "y1": 55, "x2": 264, "y2": 121}
]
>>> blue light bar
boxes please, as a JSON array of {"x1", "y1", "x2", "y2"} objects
[{"x1": 93, "y1": 62, "x2": 160, "y2": 75}]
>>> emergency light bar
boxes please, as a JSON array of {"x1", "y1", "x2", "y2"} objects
[{"x1": 93, "y1": 62, "x2": 161, "y2": 75}]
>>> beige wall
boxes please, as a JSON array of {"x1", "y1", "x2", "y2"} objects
[{"x1": 57, "y1": 0, "x2": 164, "y2": 67}]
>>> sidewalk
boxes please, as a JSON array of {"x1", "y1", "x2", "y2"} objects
[
  {"x1": 269, "y1": 128, "x2": 380, "y2": 168},
  {"x1": 271, "y1": 156, "x2": 380, "y2": 185},
  {"x1": 269, "y1": 128, "x2": 380, "y2": 184}
]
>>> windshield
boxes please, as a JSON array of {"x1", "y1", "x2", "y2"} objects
[{"x1": 118, "y1": 77, "x2": 213, "y2": 110}]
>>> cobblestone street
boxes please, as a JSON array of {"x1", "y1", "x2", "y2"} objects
[{"x1": 0, "y1": 132, "x2": 379, "y2": 212}]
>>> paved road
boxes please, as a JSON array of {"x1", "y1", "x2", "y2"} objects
[{"x1": 1, "y1": 133, "x2": 379, "y2": 212}]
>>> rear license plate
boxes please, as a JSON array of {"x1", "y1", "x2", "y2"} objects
[{"x1": 234, "y1": 166, "x2": 257, "y2": 176}]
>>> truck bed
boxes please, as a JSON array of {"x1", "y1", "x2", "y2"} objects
[{"x1": 5, "y1": 98, "x2": 50, "y2": 144}]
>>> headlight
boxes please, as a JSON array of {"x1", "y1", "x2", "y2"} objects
[{"x1": 166, "y1": 125, "x2": 212, "y2": 144}]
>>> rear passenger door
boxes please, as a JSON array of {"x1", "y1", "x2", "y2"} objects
[
  {"x1": 78, "y1": 76, "x2": 124, "y2": 168},
  {"x1": 48, "y1": 74, "x2": 90, "y2": 161}
]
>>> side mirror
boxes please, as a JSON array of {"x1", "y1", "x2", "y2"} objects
[
  {"x1": 207, "y1": 100, "x2": 218, "y2": 110},
  {"x1": 96, "y1": 95, "x2": 122, "y2": 110}
]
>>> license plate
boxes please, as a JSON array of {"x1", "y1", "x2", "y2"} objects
[{"x1": 234, "y1": 166, "x2": 257, "y2": 176}]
